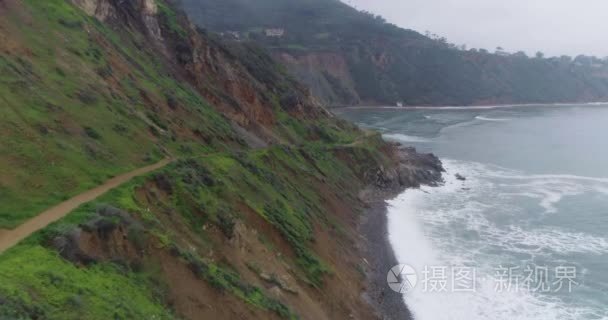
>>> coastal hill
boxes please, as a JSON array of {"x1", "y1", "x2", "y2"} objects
[
  {"x1": 179, "y1": 0, "x2": 608, "y2": 106},
  {"x1": 0, "y1": 0, "x2": 441, "y2": 319}
]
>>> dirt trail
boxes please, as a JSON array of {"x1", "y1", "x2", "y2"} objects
[
  {"x1": 0, "y1": 158, "x2": 172, "y2": 254},
  {"x1": 0, "y1": 132, "x2": 373, "y2": 255}
]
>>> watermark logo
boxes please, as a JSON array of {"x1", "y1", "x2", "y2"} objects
[
  {"x1": 387, "y1": 264, "x2": 579, "y2": 294},
  {"x1": 387, "y1": 264, "x2": 418, "y2": 293}
]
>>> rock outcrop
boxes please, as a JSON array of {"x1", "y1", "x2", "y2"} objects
[{"x1": 359, "y1": 144, "x2": 444, "y2": 202}]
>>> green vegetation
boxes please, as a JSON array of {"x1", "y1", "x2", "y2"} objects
[
  {"x1": 173, "y1": 246, "x2": 295, "y2": 318},
  {"x1": 181, "y1": 0, "x2": 608, "y2": 105},
  {"x1": 0, "y1": 0, "x2": 397, "y2": 318},
  {"x1": 155, "y1": 0, "x2": 188, "y2": 37},
  {"x1": 0, "y1": 246, "x2": 172, "y2": 319},
  {"x1": 0, "y1": 138, "x2": 384, "y2": 318},
  {"x1": 155, "y1": 143, "x2": 367, "y2": 286},
  {"x1": 0, "y1": 0, "x2": 238, "y2": 227}
]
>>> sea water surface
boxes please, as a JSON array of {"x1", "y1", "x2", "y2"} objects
[{"x1": 337, "y1": 104, "x2": 608, "y2": 320}]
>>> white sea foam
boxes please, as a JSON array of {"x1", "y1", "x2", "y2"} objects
[
  {"x1": 475, "y1": 116, "x2": 511, "y2": 121},
  {"x1": 383, "y1": 133, "x2": 430, "y2": 143},
  {"x1": 387, "y1": 159, "x2": 608, "y2": 319},
  {"x1": 336, "y1": 101, "x2": 608, "y2": 111},
  {"x1": 498, "y1": 182, "x2": 583, "y2": 214},
  {"x1": 488, "y1": 172, "x2": 608, "y2": 184},
  {"x1": 595, "y1": 186, "x2": 608, "y2": 195},
  {"x1": 502, "y1": 227, "x2": 608, "y2": 255},
  {"x1": 438, "y1": 118, "x2": 481, "y2": 135}
]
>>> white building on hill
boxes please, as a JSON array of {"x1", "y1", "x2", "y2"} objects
[{"x1": 265, "y1": 28, "x2": 285, "y2": 37}]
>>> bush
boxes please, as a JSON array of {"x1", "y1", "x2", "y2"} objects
[
  {"x1": 76, "y1": 89, "x2": 98, "y2": 105},
  {"x1": 84, "y1": 126, "x2": 102, "y2": 140},
  {"x1": 215, "y1": 208, "x2": 236, "y2": 238}
]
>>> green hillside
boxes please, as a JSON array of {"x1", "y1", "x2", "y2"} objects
[
  {"x1": 0, "y1": 0, "x2": 341, "y2": 228},
  {"x1": 0, "y1": 0, "x2": 434, "y2": 318},
  {"x1": 0, "y1": 0, "x2": 234, "y2": 227},
  {"x1": 180, "y1": 0, "x2": 608, "y2": 106}
]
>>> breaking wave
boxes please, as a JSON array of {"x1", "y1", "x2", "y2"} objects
[
  {"x1": 383, "y1": 133, "x2": 431, "y2": 143},
  {"x1": 475, "y1": 116, "x2": 511, "y2": 122},
  {"x1": 387, "y1": 159, "x2": 608, "y2": 319}
]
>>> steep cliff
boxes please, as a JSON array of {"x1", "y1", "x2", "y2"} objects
[
  {"x1": 0, "y1": 1, "x2": 442, "y2": 319},
  {"x1": 0, "y1": 0, "x2": 334, "y2": 227}
]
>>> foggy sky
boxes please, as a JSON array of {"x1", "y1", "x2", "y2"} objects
[{"x1": 344, "y1": 0, "x2": 608, "y2": 58}]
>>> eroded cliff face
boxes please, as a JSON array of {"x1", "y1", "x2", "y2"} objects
[
  {"x1": 172, "y1": 31, "x2": 278, "y2": 128},
  {"x1": 71, "y1": 0, "x2": 157, "y2": 20},
  {"x1": 71, "y1": 0, "x2": 326, "y2": 142},
  {"x1": 275, "y1": 51, "x2": 361, "y2": 105},
  {"x1": 70, "y1": 0, "x2": 112, "y2": 19}
]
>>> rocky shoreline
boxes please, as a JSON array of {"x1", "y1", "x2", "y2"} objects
[{"x1": 359, "y1": 145, "x2": 444, "y2": 319}]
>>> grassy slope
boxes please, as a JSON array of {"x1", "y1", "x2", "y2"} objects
[
  {"x1": 0, "y1": 139, "x2": 390, "y2": 319},
  {"x1": 0, "y1": 0, "x2": 237, "y2": 228},
  {"x1": 0, "y1": 0, "x2": 394, "y2": 319},
  {"x1": 0, "y1": 246, "x2": 172, "y2": 319}
]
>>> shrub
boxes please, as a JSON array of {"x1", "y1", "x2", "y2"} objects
[
  {"x1": 215, "y1": 208, "x2": 236, "y2": 238},
  {"x1": 76, "y1": 89, "x2": 98, "y2": 105},
  {"x1": 84, "y1": 126, "x2": 102, "y2": 140}
]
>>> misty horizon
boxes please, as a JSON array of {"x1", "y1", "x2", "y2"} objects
[{"x1": 344, "y1": 0, "x2": 608, "y2": 58}]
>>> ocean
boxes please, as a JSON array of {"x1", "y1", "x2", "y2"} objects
[{"x1": 336, "y1": 104, "x2": 608, "y2": 320}]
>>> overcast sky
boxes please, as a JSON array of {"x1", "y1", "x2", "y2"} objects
[{"x1": 343, "y1": 0, "x2": 608, "y2": 57}]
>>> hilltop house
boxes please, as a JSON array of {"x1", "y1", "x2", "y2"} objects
[
  {"x1": 265, "y1": 28, "x2": 285, "y2": 37},
  {"x1": 495, "y1": 49, "x2": 510, "y2": 57},
  {"x1": 219, "y1": 31, "x2": 241, "y2": 40}
]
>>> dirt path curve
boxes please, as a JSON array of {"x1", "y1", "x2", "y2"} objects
[
  {"x1": 0, "y1": 158, "x2": 173, "y2": 254},
  {"x1": 0, "y1": 132, "x2": 373, "y2": 255}
]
